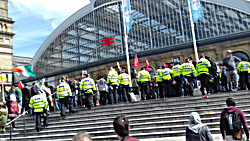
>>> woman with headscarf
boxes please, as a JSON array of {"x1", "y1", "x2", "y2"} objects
[{"x1": 186, "y1": 112, "x2": 213, "y2": 141}]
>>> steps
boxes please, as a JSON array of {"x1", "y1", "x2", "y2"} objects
[{"x1": 1, "y1": 91, "x2": 250, "y2": 141}]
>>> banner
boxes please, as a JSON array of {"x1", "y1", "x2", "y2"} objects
[
  {"x1": 123, "y1": 0, "x2": 133, "y2": 34},
  {"x1": 190, "y1": 0, "x2": 204, "y2": 23},
  {"x1": 0, "y1": 74, "x2": 6, "y2": 83}
]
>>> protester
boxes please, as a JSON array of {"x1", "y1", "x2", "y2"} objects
[
  {"x1": 7, "y1": 87, "x2": 20, "y2": 130},
  {"x1": 223, "y1": 50, "x2": 241, "y2": 92},
  {"x1": 21, "y1": 84, "x2": 31, "y2": 112},
  {"x1": 72, "y1": 132, "x2": 92, "y2": 141},
  {"x1": 97, "y1": 76, "x2": 108, "y2": 105},
  {"x1": 186, "y1": 112, "x2": 213, "y2": 141},
  {"x1": 113, "y1": 115, "x2": 140, "y2": 141},
  {"x1": 72, "y1": 80, "x2": 80, "y2": 108},
  {"x1": 0, "y1": 102, "x2": 8, "y2": 133},
  {"x1": 31, "y1": 82, "x2": 39, "y2": 97},
  {"x1": 220, "y1": 98, "x2": 249, "y2": 141}
]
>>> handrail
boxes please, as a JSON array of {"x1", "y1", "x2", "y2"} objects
[
  {"x1": 6, "y1": 93, "x2": 55, "y2": 126},
  {"x1": 6, "y1": 93, "x2": 55, "y2": 141},
  {"x1": 6, "y1": 110, "x2": 29, "y2": 126}
]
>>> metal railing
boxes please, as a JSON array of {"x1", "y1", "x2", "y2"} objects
[{"x1": 6, "y1": 109, "x2": 30, "y2": 141}]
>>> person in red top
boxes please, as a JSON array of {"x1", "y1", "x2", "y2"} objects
[
  {"x1": 220, "y1": 98, "x2": 249, "y2": 141},
  {"x1": 113, "y1": 115, "x2": 140, "y2": 141}
]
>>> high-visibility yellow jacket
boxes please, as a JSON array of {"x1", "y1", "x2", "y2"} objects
[
  {"x1": 29, "y1": 94, "x2": 48, "y2": 113},
  {"x1": 80, "y1": 77, "x2": 96, "y2": 94},
  {"x1": 196, "y1": 58, "x2": 211, "y2": 75},
  {"x1": 138, "y1": 70, "x2": 151, "y2": 83},
  {"x1": 172, "y1": 65, "x2": 182, "y2": 77},
  {"x1": 118, "y1": 73, "x2": 130, "y2": 86},
  {"x1": 162, "y1": 68, "x2": 173, "y2": 80},
  {"x1": 181, "y1": 63, "x2": 196, "y2": 77},
  {"x1": 107, "y1": 69, "x2": 118, "y2": 85},
  {"x1": 57, "y1": 82, "x2": 72, "y2": 99},
  {"x1": 155, "y1": 69, "x2": 163, "y2": 82},
  {"x1": 237, "y1": 61, "x2": 250, "y2": 72}
]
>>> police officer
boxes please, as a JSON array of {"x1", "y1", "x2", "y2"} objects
[
  {"x1": 172, "y1": 62, "x2": 182, "y2": 97},
  {"x1": 196, "y1": 55, "x2": 211, "y2": 95},
  {"x1": 118, "y1": 69, "x2": 130, "y2": 102},
  {"x1": 29, "y1": 90, "x2": 48, "y2": 132},
  {"x1": 237, "y1": 58, "x2": 250, "y2": 90},
  {"x1": 57, "y1": 78, "x2": 75, "y2": 119},
  {"x1": 80, "y1": 74, "x2": 96, "y2": 109},
  {"x1": 107, "y1": 67, "x2": 119, "y2": 104},
  {"x1": 162, "y1": 65, "x2": 173, "y2": 98},
  {"x1": 156, "y1": 65, "x2": 164, "y2": 98},
  {"x1": 181, "y1": 58, "x2": 196, "y2": 96},
  {"x1": 138, "y1": 67, "x2": 151, "y2": 100}
]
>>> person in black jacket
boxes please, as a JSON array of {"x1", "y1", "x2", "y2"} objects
[
  {"x1": 186, "y1": 112, "x2": 213, "y2": 141},
  {"x1": 30, "y1": 83, "x2": 38, "y2": 97},
  {"x1": 21, "y1": 84, "x2": 31, "y2": 112}
]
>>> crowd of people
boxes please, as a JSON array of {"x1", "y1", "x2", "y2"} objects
[{"x1": 0, "y1": 49, "x2": 249, "y2": 139}]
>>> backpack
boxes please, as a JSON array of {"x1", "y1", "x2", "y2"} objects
[
  {"x1": 206, "y1": 57, "x2": 217, "y2": 75},
  {"x1": 223, "y1": 111, "x2": 243, "y2": 140}
]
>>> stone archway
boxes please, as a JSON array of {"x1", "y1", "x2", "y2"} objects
[{"x1": 232, "y1": 51, "x2": 249, "y2": 61}]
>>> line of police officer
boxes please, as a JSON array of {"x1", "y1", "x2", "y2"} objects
[{"x1": 28, "y1": 55, "x2": 250, "y2": 132}]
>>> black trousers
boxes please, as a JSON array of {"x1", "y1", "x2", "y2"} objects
[
  {"x1": 199, "y1": 73, "x2": 209, "y2": 95},
  {"x1": 59, "y1": 97, "x2": 74, "y2": 116},
  {"x1": 240, "y1": 71, "x2": 250, "y2": 90},
  {"x1": 121, "y1": 85, "x2": 129, "y2": 102},
  {"x1": 140, "y1": 83, "x2": 149, "y2": 100},
  {"x1": 84, "y1": 93, "x2": 93, "y2": 109},
  {"x1": 36, "y1": 112, "x2": 48, "y2": 130},
  {"x1": 183, "y1": 76, "x2": 194, "y2": 96},
  {"x1": 22, "y1": 99, "x2": 30, "y2": 113},
  {"x1": 108, "y1": 85, "x2": 118, "y2": 103},
  {"x1": 59, "y1": 98, "x2": 67, "y2": 116},
  {"x1": 163, "y1": 80, "x2": 171, "y2": 98},
  {"x1": 173, "y1": 76, "x2": 182, "y2": 97},
  {"x1": 9, "y1": 117, "x2": 15, "y2": 128},
  {"x1": 99, "y1": 91, "x2": 107, "y2": 105},
  {"x1": 157, "y1": 82, "x2": 164, "y2": 98}
]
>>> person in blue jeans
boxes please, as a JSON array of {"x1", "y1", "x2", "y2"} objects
[{"x1": 72, "y1": 80, "x2": 79, "y2": 107}]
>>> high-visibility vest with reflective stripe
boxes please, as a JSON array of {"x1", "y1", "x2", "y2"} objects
[
  {"x1": 196, "y1": 58, "x2": 211, "y2": 75},
  {"x1": 29, "y1": 94, "x2": 48, "y2": 113},
  {"x1": 162, "y1": 68, "x2": 173, "y2": 80},
  {"x1": 172, "y1": 65, "x2": 182, "y2": 77},
  {"x1": 181, "y1": 63, "x2": 196, "y2": 77},
  {"x1": 118, "y1": 73, "x2": 130, "y2": 86},
  {"x1": 80, "y1": 78, "x2": 96, "y2": 93},
  {"x1": 138, "y1": 70, "x2": 151, "y2": 83},
  {"x1": 107, "y1": 70, "x2": 118, "y2": 85},
  {"x1": 237, "y1": 61, "x2": 250, "y2": 72},
  {"x1": 155, "y1": 69, "x2": 163, "y2": 82},
  {"x1": 57, "y1": 82, "x2": 72, "y2": 99}
]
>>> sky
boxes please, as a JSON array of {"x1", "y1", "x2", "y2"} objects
[{"x1": 8, "y1": 0, "x2": 90, "y2": 58}]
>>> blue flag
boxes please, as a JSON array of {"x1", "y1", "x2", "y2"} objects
[
  {"x1": 190, "y1": 0, "x2": 204, "y2": 23},
  {"x1": 123, "y1": 0, "x2": 133, "y2": 34}
]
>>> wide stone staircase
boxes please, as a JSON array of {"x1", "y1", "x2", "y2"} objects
[{"x1": 1, "y1": 91, "x2": 250, "y2": 141}]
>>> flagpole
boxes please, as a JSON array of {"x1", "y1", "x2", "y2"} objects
[
  {"x1": 122, "y1": 0, "x2": 132, "y2": 88},
  {"x1": 188, "y1": 0, "x2": 199, "y2": 61}
]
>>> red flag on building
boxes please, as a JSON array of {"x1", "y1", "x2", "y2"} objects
[
  {"x1": 134, "y1": 53, "x2": 139, "y2": 68},
  {"x1": 17, "y1": 81, "x2": 24, "y2": 90},
  {"x1": 145, "y1": 59, "x2": 149, "y2": 72}
]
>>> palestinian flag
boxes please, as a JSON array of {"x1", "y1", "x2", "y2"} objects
[{"x1": 11, "y1": 65, "x2": 36, "y2": 77}]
